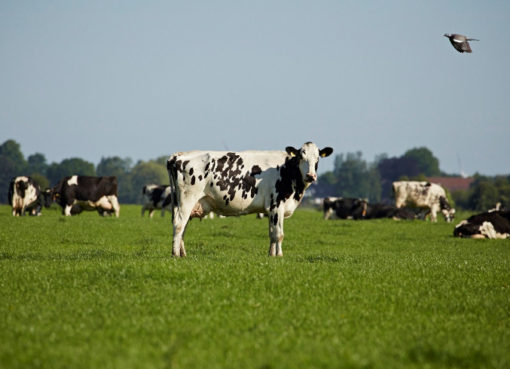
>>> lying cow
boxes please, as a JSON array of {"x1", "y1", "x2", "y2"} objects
[
  {"x1": 364, "y1": 203, "x2": 420, "y2": 220},
  {"x1": 323, "y1": 197, "x2": 367, "y2": 220},
  {"x1": 393, "y1": 181, "x2": 455, "y2": 222},
  {"x1": 8, "y1": 176, "x2": 43, "y2": 216},
  {"x1": 52, "y1": 175, "x2": 120, "y2": 217},
  {"x1": 141, "y1": 184, "x2": 172, "y2": 217},
  {"x1": 454, "y1": 211, "x2": 510, "y2": 239},
  {"x1": 167, "y1": 142, "x2": 333, "y2": 257}
]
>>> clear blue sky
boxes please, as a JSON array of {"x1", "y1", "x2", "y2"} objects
[{"x1": 1, "y1": 1, "x2": 509, "y2": 176}]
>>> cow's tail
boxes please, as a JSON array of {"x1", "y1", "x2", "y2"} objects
[{"x1": 167, "y1": 154, "x2": 180, "y2": 222}]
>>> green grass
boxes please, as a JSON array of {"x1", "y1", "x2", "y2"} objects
[{"x1": 1, "y1": 204, "x2": 509, "y2": 369}]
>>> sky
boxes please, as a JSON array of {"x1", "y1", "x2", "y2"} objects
[{"x1": 1, "y1": 1, "x2": 509, "y2": 176}]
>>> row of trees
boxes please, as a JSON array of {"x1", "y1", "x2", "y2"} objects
[
  {"x1": 1, "y1": 139, "x2": 508, "y2": 209},
  {"x1": 314, "y1": 147, "x2": 509, "y2": 211},
  {"x1": 0, "y1": 140, "x2": 168, "y2": 204}
]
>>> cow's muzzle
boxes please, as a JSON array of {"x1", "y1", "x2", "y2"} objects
[{"x1": 305, "y1": 173, "x2": 317, "y2": 183}]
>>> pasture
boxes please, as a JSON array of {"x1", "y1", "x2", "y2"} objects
[{"x1": 1, "y1": 204, "x2": 509, "y2": 369}]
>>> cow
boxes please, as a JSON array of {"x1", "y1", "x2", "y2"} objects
[
  {"x1": 392, "y1": 181, "x2": 455, "y2": 222},
  {"x1": 52, "y1": 175, "x2": 120, "y2": 217},
  {"x1": 141, "y1": 184, "x2": 172, "y2": 217},
  {"x1": 323, "y1": 197, "x2": 367, "y2": 220},
  {"x1": 7, "y1": 176, "x2": 43, "y2": 216},
  {"x1": 167, "y1": 142, "x2": 333, "y2": 257},
  {"x1": 364, "y1": 203, "x2": 420, "y2": 220},
  {"x1": 454, "y1": 211, "x2": 510, "y2": 239}
]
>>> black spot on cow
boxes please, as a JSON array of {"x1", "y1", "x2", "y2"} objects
[
  {"x1": 198, "y1": 175, "x2": 203, "y2": 181},
  {"x1": 191, "y1": 176, "x2": 196, "y2": 185},
  {"x1": 272, "y1": 213, "x2": 278, "y2": 225},
  {"x1": 275, "y1": 156, "x2": 304, "y2": 207},
  {"x1": 189, "y1": 168, "x2": 194, "y2": 176}
]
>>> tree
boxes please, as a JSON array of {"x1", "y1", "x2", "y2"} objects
[
  {"x1": 47, "y1": 158, "x2": 96, "y2": 185},
  {"x1": 0, "y1": 140, "x2": 28, "y2": 203},
  {"x1": 129, "y1": 160, "x2": 169, "y2": 203},
  {"x1": 27, "y1": 153, "x2": 48, "y2": 176},
  {"x1": 330, "y1": 152, "x2": 381, "y2": 202},
  {"x1": 377, "y1": 156, "x2": 420, "y2": 200},
  {"x1": 403, "y1": 147, "x2": 440, "y2": 176},
  {"x1": 96, "y1": 156, "x2": 132, "y2": 177}
]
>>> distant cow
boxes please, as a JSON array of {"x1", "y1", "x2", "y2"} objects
[
  {"x1": 323, "y1": 197, "x2": 367, "y2": 220},
  {"x1": 167, "y1": 142, "x2": 333, "y2": 257},
  {"x1": 364, "y1": 203, "x2": 420, "y2": 220},
  {"x1": 8, "y1": 176, "x2": 43, "y2": 216},
  {"x1": 141, "y1": 184, "x2": 172, "y2": 217},
  {"x1": 52, "y1": 175, "x2": 120, "y2": 217},
  {"x1": 393, "y1": 181, "x2": 455, "y2": 222},
  {"x1": 454, "y1": 211, "x2": 510, "y2": 239}
]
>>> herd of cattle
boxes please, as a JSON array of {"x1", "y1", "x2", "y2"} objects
[{"x1": 6, "y1": 143, "x2": 510, "y2": 255}]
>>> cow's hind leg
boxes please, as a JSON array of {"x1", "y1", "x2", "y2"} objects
[
  {"x1": 172, "y1": 201, "x2": 196, "y2": 257},
  {"x1": 108, "y1": 196, "x2": 120, "y2": 218}
]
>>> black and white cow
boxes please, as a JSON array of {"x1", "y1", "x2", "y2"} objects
[
  {"x1": 323, "y1": 197, "x2": 368, "y2": 220},
  {"x1": 52, "y1": 175, "x2": 120, "y2": 217},
  {"x1": 167, "y1": 142, "x2": 333, "y2": 257},
  {"x1": 7, "y1": 176, "x2": 43, "y2": 216},
  {"x1": 454, "y1": 211, "x2": 510, "y2": 239},
  {"x1": 364, "y1": 203, "x2": 420, "y2": 220},
  {"x1": 141, "y1": 184, "x2": 172, "y2": 217},
  {"x1": 393, "y1": 181, "x2": 455, "y2": 222}
]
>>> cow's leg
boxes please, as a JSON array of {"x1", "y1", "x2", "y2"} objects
[
  {"x1": 108, "y1": 196, "x2": 120, "y2": 218},
  {"x1": 268, "y1": 208, "x2": 285, "y2": 257},
  {"x1": 172, "y1": 202, "x2": 196, "y2": 257},
  {"x1": 149, "y1": 209, "x2": 155, "y2": 218},
  {"x1": 429, "y1": 205, "x2": 438, "y2": 222},
  {"x1": 64, "y1": 204, "x2": 73, "y2": 216}
]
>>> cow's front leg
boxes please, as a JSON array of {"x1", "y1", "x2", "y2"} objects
[
  {"x1": 64, "y1": 204, "x2": 73, "y2": 216},
  {"x1": 268, "y1": 209, "x2": 284, "y2": 257}
]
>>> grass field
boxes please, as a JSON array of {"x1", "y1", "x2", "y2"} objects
[{"x1": 1, "y1": 204, "x2": 509, "y2": 369}]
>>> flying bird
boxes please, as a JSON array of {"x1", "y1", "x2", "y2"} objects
[{"x1": 444, "y1": 33, "x2": 479, "y2": 53}]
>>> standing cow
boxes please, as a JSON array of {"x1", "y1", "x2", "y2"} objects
[
  {"x1": 167, "y1": 142, "x2": 333, "y2": 257},
  {"x1": 8, "y1": 176, "x2": 43, "y2": 216},
  {"x1": 141, "y1": 184, "x2": 172, "y2": 217},
  {"x1": 392, "y1": 181, "x2": 455, "y2": 222},
  {"x1": 52, "y1": 175, "x2": 120, "y2": 217}
]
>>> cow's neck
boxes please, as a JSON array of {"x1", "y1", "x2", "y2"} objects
[{"x1": 275, "y1": 156, "x2": 307, "y2": 207}]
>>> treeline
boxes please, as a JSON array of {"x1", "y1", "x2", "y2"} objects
[
  {"x1": 0, "y1": 139, "x2": 168, "y2": 204},
  {"x1": 1, "y1": 139, "x2": 509, "y2": 209},
  {"x1": 315, "y1": 147, "x2": 510, "y2": 211}
]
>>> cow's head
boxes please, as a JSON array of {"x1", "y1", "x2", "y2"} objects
[
  {"x1": 440, "y1": 196, "x2": 455, "y2": 222},
  {"x1": 286, "y1": 142, "x2": 333, "y2": 184},
  {"x1": 15, "y1": 178, "x2": 29, "y2": 198}
]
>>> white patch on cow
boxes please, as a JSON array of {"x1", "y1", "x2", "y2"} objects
[
  {"x1": 67, "y1": 175, "x2": 78, "y2": 186},
  {"x1": 478, "y1": 222, "x2": 508, "y2": 239}
]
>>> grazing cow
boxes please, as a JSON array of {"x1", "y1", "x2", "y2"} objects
[
  {"x1": 323, "y1": 197, "x2": 367, "y2": 220},
  {"x1": 392, "y1": 181, "x2": 455, "y2": 222},
  {"x1": 167, "y1": 142, "x2": 333, "y2": 257},
  {"x1": 8, "y1": 176, "x2": 43, "y2": 216},
  {"x1": 454, "y1": 211, "x2": 510, "y2": 239},
  {"x1": 52, "y1": 175, "x2": 120, "y2": 217},
  {"x1": 141, "y1": 184, "x2": 172, "y2": 217},
  {"x1": 364, "y1": 203, "x2": 419, "y2": 220}
]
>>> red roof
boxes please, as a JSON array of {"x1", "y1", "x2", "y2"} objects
[{"x1": 427, "y1": 177, "x2": 474, "y2": 192}]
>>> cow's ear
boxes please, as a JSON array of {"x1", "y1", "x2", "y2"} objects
[
  {"x1": 285, "y1": 146, "x2": 299, "y2": 157},
  {"x1": 319, "y1": 147, "x2": 333, "y2": 158}
]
